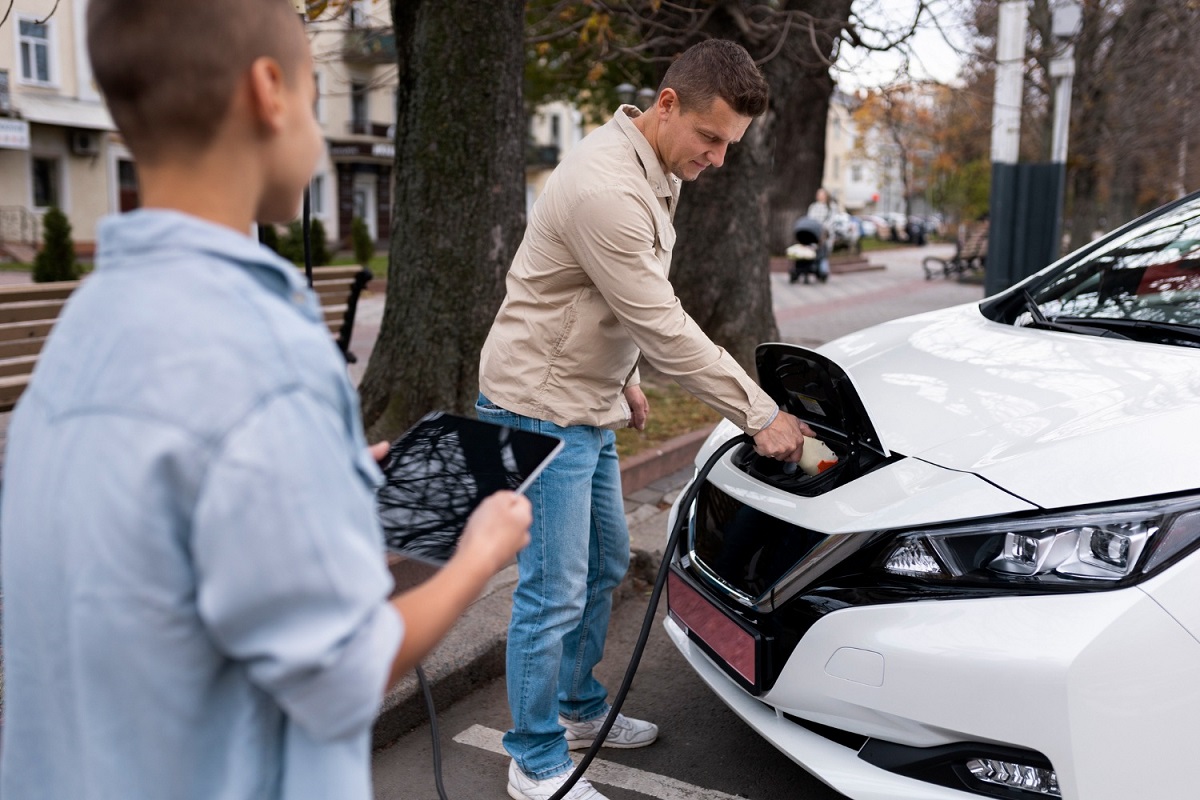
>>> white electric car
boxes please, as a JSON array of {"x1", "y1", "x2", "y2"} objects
[{"x1": 665, "y1": 192, "x2": 1200, "y2": 800}]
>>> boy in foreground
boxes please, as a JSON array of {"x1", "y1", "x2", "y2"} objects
[{"x1": 0, "y1": 2, "x2": 530, "y2": 798}]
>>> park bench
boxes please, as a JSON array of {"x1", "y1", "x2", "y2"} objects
[
  {"x1": 0, "y1": 264, "x2": 374, "y2": 413},
  {"x1": 922, "y1": 221, "x2": 989, "y2": 280}
]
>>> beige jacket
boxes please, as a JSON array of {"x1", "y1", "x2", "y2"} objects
[{"x1": 478, "y1": 106, "x2": 779, "y2": 433}]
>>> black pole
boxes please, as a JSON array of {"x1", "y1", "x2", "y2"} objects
[{"x1": 302, "y1": 185, "x2": 313, "y2": 288}]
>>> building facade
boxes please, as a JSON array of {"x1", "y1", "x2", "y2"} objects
[
  {"x1": 0, "y1": 0, "x2": 117, "y2": 259},
  {"x1": 821, "y1": 88, "x2": 905, "y2": 218},
  {"x1": 308, "y1": 0, "x2": 395, "y2": 247},
  {"x1": 0, "y1": 0, "x2": 398, "y2": 260}
]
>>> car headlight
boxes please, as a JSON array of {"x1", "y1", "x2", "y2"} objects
[{"x1": 880, "y1": 497, "x2": 1200, "y2": 589}]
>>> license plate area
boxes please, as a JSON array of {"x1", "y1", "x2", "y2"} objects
[{"x1": 667, "y1": 567, "x2": 767, "y2": 695}]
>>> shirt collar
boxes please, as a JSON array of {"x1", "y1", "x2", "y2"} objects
[
  {"x1": 613, "y1": 105, "x2": 681, "y2": 202},
  {"x1": 95, "y1": 209, "x2": 309, "y2": 300}
]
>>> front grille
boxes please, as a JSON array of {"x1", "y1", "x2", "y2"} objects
[{"x1": 690, "y1": 481, "x2": 828, "y2": 600}]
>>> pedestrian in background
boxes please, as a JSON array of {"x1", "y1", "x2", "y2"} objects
[
  {"x1": 806, "y1": 186, "x2": 837, "y2": 279},
  {"x1": 477, "y1": 39, "x2": 813, "y2": 800}
]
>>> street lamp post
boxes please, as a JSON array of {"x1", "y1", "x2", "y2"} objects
[
  {"x1": 1049, "y1": 1, "x2": 1082, "y2": 253},
  {"x1": 615, "y1": 82, "x2": 656, "y2": 111}
]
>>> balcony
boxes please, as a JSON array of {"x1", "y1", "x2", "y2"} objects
[
  {"x1": 343, "y1": 28, "x2": 396, "y2": 65},
  {"x1": 348, "y1": 120, "x2": 393, "y2": 138}
]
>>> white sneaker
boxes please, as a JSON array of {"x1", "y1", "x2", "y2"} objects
[
  {"x1": 559, "y1": 709, "x2": 658, "y2": 750},
  {"x1": 507, "y1": 760, "x2": 608, "y2": 800}
]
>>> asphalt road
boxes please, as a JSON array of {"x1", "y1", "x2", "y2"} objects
[{"x1": 372, "y1": 594, "x2": 848, "y2": 800}]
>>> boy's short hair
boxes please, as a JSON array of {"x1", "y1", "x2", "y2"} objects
[
  {"x1": 87, "y1": 0, "x2": 307, "y2": 163},
  {"x1": 659, "y1": 39, "x2": 769, "y2": 118}
]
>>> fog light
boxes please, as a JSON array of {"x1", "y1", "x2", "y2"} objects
[
  {"x1": 884, "y1": 539, "x2": 944, "y2": 577},
  {"x1": 966, "y1": 757, "x2": 1060, "y2": 796}
]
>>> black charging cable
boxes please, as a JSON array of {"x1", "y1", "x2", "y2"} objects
[{"x1": 415, "y1": 432, "x2": 753, "y2": 799}]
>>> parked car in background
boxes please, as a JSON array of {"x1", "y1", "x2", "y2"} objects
[
  {"x1": 859, "y1": 214, "x2": 888, "y2": 240},
  {"x1": 665, "y1": 191, "x2": 1200, "y2": 800},
  {"x1": 903, "y1": 216, "x2": 925, "y2": 245},
  {"x1": 855, "y1": 216, "x2": 877, "y2": 239},
  {"x1": 827, "y1": 212, "x2": 861, "y2": 253},
  {"x1": 882, "y1": 211, "x2": 908, "y2": 241}
]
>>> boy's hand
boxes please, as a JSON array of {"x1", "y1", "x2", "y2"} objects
[
  {"x1": 455, "y1": 491, "x2": 531, "y2": 575},
  {"x1": 752, "y1": 410, "x2": 815, "y2": 463}
]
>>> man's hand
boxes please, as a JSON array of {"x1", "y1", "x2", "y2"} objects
[
  {"x1": 369, "y1": 441, "x2": 390, "y2": 464},
  {"x1": 625, "y1": 385, "x2": 649, "y2": 431},
  {"x1": 752, "y1": 410, "x2": 814, "y2": 463}
]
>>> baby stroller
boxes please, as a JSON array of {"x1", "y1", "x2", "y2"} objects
[{"x1": 788, "y1": 217, "x2": 828, "y2": 284}]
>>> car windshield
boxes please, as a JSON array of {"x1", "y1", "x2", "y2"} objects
[{"x1": 1029, "y1": 197, "x2": 1200, "y2": 331}]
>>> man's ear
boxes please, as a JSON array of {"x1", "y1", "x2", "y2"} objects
[
  {"x1": 656, "y1": 88, "x2": 679, "y2": 120},
  {"x1": 246, "y1": 56, "x2": 287, "y2": 133}
]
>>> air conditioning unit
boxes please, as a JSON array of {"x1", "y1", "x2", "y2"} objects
[{"x1": 69, "y1": 129, "x2": 100, "y2": 157}]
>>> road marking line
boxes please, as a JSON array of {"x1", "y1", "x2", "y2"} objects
[{"x1": 453, "y1": 724, "x2": 747, "y2": 800}]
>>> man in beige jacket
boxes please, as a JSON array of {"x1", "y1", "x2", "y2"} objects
[{"x1": 478, "y1": 39, "x2": 812, "y2": 800}]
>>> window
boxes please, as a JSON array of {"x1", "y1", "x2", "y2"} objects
[
  {"x1": 19, "y1": 17, "x2": 52, "y2": 84},
  {"x1": 32, "y1": 157, "x2": 59, "y2": 208},
  {"x1": 310, "y1": 174, "x2": 325, "y2": 216},
  {"x1": 313, "y1": 71, "x2": 323, "y2": 122},
  {"x1": 851, "y1": 164, "x2": 863, "y2": 182},
  {"x1": 117, "y1": 159, "x2": 140, "y2": 212},
  {"x1": 351, "y1": 82, "x2": 367, "y2": 131}
]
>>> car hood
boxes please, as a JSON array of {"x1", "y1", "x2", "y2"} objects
[{"x1": 812, "y1": 302, "x2": 1200, "y2": 508}]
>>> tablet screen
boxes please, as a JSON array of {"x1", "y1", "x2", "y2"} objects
[{"x1": 376, "y1": 412, "x2": 562, "y2": 565}]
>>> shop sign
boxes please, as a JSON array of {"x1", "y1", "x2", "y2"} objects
[
  {"x1": 0, "y1": 118, "x2": 30, "y2": 150},
  {"x1": 329, "y1": 140, "x2": 395, "y2": 160}
]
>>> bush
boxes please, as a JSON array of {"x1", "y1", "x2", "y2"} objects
[
  {"x1": 279, "y1": 217, "x2": 331, "y2": 266},
  {"x1": 33, "y1": 207, "x2": 80, "y2": 283},
  {"x1": 258, "y1": 223, "x2": 280, "y2": 254},
  {"x1": 351, "y1": 216, "x2": 374, "y2": 266}
]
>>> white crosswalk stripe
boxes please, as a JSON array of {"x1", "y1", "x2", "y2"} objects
[{"x1": 452, "y1": 724, "x2": 748, "y2": 800}]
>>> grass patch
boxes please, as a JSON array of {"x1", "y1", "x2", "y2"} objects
[
  {"x1": 615, "y1": 380, "x2": 722, "y2": 459},
  {"x1": 857, "y1": 237, "x2": 900, "y2": 253},
  {"x1": 330, "y1": 253, "x2": 388, "y2": 279}
]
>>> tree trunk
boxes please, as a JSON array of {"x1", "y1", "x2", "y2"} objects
[
  {"x1": 360, "y1": 0, "x2": 525, "y2": 440},
  {"x1": 667, "y1": 0, "x2": 850, "y2": 375},
  {"x1": 764, "y1": 65, "x2": 834, "y2": 257},
  {"x1": 671, "y1": 115, "x2": 776, "y2": 373}
]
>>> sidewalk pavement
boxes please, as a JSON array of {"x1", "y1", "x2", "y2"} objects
[{"x1": 0, "y1": 243, "x2": 984, "y2": 745}]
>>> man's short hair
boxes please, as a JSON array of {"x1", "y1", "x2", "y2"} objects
[
  {"x1": 87, "y1": 0, "x2": 307, "y2": 163},
  {"x1": 659, "y1": 39, "x2": 769, "y2": 118}
]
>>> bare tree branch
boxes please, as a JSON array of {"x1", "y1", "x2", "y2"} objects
[{"x1": 36, "y1": 0, "x2": 61, "y2": 25}]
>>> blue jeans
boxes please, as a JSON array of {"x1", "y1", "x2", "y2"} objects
[{"x1": 476, "y1": 395, "x2": 630, "y2": 779}]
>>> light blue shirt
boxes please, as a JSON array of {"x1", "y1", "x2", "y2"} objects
[{"x1": 0, "y1": 210, "x2": 402, "y2": 799}]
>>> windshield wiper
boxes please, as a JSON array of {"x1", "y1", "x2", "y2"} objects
[
  {"x1": 1019, "y1": 290, "x2": 1132, "y2": 339},
  {"x1": 1052, "y1": 315, "x2": 1200, "y2": 347}
]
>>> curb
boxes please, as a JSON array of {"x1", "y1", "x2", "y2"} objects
[
  {"x1": 618, "y1": 424, "x2": 714, "y2": 496},
  {"x1": 372, "y1": 424, "x2": 712, "y2": 749}
]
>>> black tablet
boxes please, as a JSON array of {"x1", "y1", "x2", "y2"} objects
[{"x1": 376, "y1": 411, "x2": 563, "y2": 566}]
